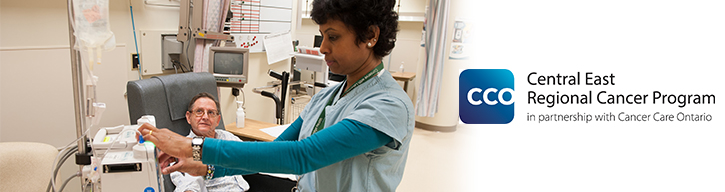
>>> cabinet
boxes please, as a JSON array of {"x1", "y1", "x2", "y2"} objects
[{"x1": 140, "y1": 30, "x2": 178, "y2": 75}]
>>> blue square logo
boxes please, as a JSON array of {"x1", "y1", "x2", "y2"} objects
[{"x1": 459, "y1": 69, "x2": 515, "y2": 124}]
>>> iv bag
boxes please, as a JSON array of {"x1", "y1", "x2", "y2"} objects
[
  {"x1": 72, "y1": 0, "x2": 116, "y2": 55},
  {"x1": 72, "y1": 0, "x2": 114, "y2": 128}
]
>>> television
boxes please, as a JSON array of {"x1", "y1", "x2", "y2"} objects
[
  {"x1": 313, "y1": 35, "x2": 323, "y2": 48},
  {"x1": 208, "y1": 47, "x2": 250, "y2": 87}
]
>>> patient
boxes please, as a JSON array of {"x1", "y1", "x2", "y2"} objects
[{"x1": 170, "y1": 92, "x2": 250, "y2": 192}]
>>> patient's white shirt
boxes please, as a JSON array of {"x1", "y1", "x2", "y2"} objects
[{"x1": 171, "y1": 130, "x2": 250, "y2": 192}]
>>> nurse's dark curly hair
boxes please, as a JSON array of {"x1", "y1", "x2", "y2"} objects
[{"x1": 311, "y1": 0, "x2": 399, "y2": 58}]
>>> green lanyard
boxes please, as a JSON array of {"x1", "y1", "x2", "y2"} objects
[{"x1": 311, "y1": 62, "x2": 384, "y2": 135}]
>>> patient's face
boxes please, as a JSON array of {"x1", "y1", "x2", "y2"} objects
[{"x1": 186, "y1": 97, "x2": 220, "y2": 138}]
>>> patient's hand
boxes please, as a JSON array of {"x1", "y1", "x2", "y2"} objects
[
  {"x1": 138, "y1": 123, "x2": 192, "y2": 158},
  {"x1": 158, "y1": 151, "x2": 176, "y2": 171}
]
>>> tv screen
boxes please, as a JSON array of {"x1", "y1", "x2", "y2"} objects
[
  {"x1": 213, "y1": 52, "x2": 245, "y2": 75},
  {"x1": 314, "y1": 35, "x2": 323, "y2": 48},
  {"x1": 209, "y1": 47, "x2": 249, "y2": 87}
]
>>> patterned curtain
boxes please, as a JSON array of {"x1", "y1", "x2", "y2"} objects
[
  {"x1": 193, "y1": 0, "x2": 231, "y2": 72},
  {"x1": 416, "y1": 0, "x2": 450, "y2": 117}
]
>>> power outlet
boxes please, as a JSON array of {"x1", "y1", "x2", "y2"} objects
[{"x1": 131, "y1": 53, "x2": 140, "y2": 69}]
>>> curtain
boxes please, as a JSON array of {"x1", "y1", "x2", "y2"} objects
[
  {"x1": 416, "y1": 0, "x2": 450, "y2": 117},
  {"x1": 193, "y1": 0, "x2": 231, "y2": 72}
]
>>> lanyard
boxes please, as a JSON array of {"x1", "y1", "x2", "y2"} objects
[{"x1": 311, "y1": 62, "x2": 384, "y2": 135}]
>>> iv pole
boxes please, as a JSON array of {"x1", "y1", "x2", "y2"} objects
[{"x1": 66, "y1": 0, "x2": 92, "y2": 190}]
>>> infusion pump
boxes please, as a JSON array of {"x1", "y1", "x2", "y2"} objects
[{"x1": 83, "y1": 115, "x2": 165, "y2": 192}]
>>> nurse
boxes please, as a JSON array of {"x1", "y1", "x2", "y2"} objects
[{"x1": 138, "y1": 0, "x2": 414, "y2": 191}]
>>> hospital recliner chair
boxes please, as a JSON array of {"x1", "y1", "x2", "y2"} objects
[
  {"x1": 126, "y1": 72, "x2": 226, "y2": 191},
  {"x1": 126, "y1": 72, "x2": 226, "y2": 136},
  {"x1": 0, "y1": 142, "x2": 59, "y2": 192},
  {"x1": 127, "y1": 72, "x2": 296, "y2": 192}
]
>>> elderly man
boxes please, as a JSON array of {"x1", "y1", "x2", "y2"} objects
[{"x1": 170, "y1": 92, "x2": 250, "y2": 192}]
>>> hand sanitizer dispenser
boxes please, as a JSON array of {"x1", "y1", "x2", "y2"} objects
[{"x1": 236, "y1": 101, "x2": 245, "y2": 128}]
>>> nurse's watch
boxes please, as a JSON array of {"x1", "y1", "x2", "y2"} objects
[{"x1": 191, "y1": 137, "x2": 204, "y2": 161}]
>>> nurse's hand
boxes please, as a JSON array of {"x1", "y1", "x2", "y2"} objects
[
  {"x1": 158, "y1": 152, "x2": 207, "y2": 176},
  {"x1": 138, "y1": 123, "x2": 193, "y2": 158}
]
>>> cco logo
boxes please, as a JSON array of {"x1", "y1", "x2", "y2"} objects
[{"x1": 459, "y1": 69, "x2": 515, "y2": 124}]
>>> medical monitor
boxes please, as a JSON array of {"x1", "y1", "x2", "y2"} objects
[{"x1": 209, "y1": 47, "x2": 249, "y2": 87}]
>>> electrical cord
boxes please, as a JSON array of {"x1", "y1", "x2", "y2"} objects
[
  {"x1": 129, "y1": 0, "x2": 142, "y2": 80},
  {"x1": 232, "y1": 88, "x2": 246, "y2": 110},
  {"x1": 47, "y1": 84, "x2": 93, "y2": 192},
  {"x1": 185, "y1": 31, "x2": 194, "y2": 71},
  {"x1": 175, "y1": 59, "x2": 191, "y2": 72},
  {"x1": 58, "y1": 147, "x2": 77, "y2": 181},
  {"x1": 46, "y1": 145, "x2": 78, "y2": 192},
  {"x1": 241, "y1": 88, "x2": 246, "y2": 108},
  {"x1": 185, "y1": 24, "x2": 193, "y2": 71},
  {"x1": 58, "y1": 172, "x2": 81, "y2": 192},
  {"x1": 57, "y1": 147, "x2": 77, "y2": 175},
  {"x1": 176, "y1": 61, "x2": 185, "y2": 73},
  {"x1": 172, "y1": 60, "x2": 186, "y2": 73},
  {"x1": 49, "y1": 126, "x2": 90, "y2": 192}
]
